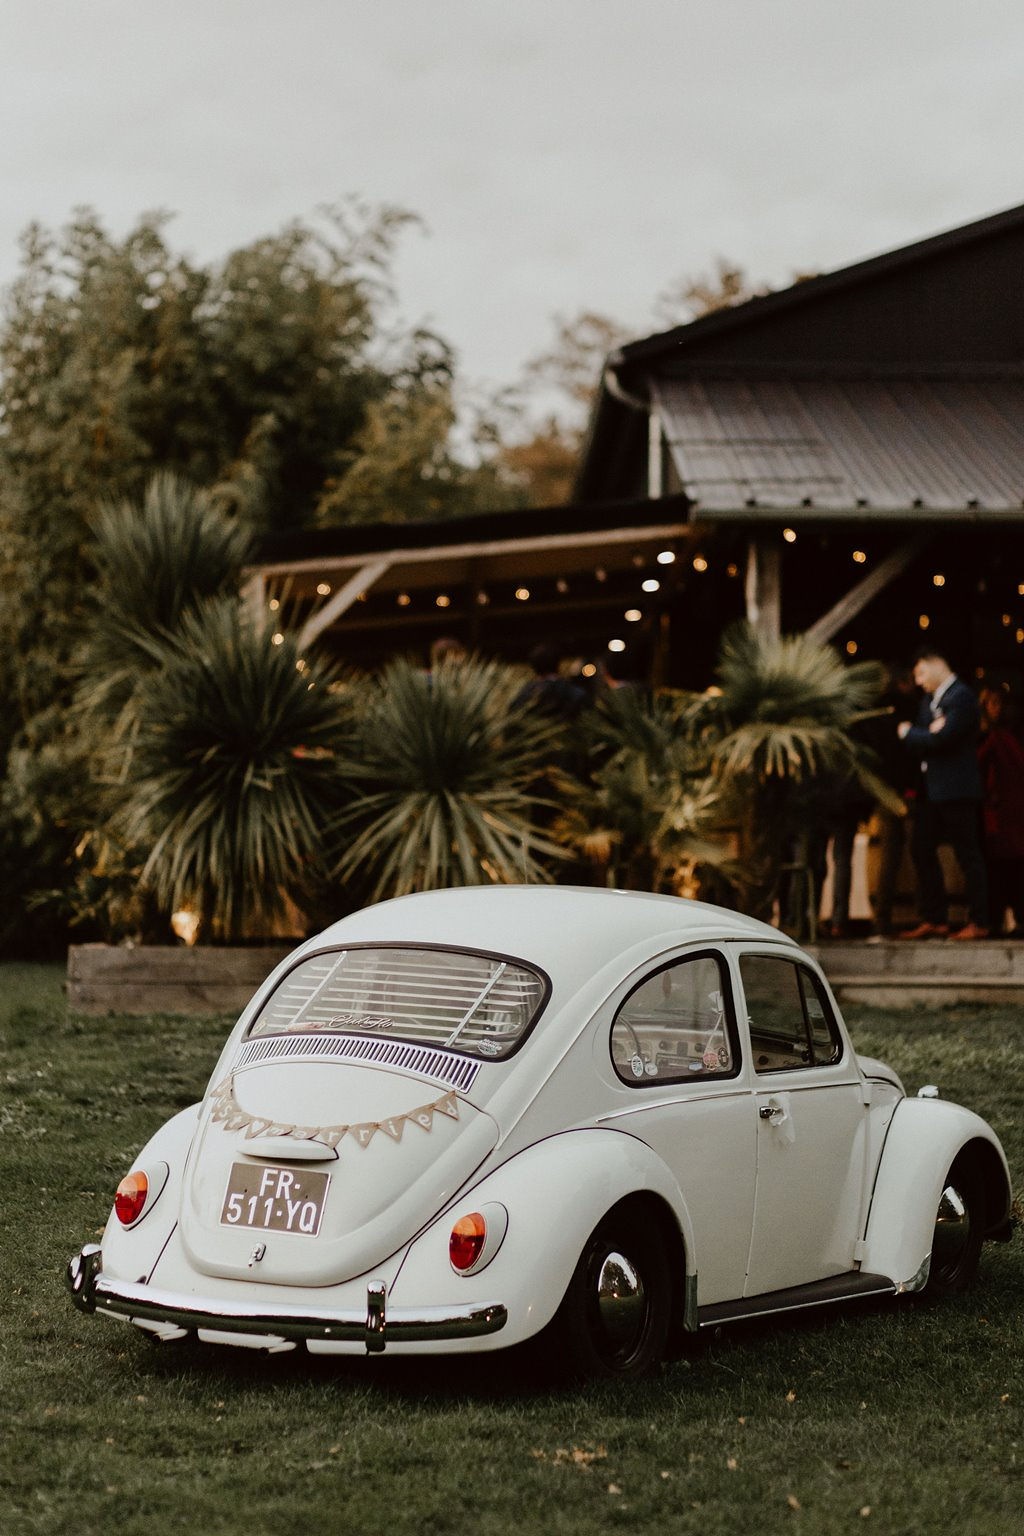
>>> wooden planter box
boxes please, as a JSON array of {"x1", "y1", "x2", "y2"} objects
[{"x1": 67, "y1": 943, "x2": 295, "y2": 1017}]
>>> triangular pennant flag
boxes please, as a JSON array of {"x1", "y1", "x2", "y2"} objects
[
  {"x1": 353, "y1": 1122, "x2": 378, "y2": 1147},
  {"x1": 412, "y1": 1107, "x2": 435, "y2": 1132},
  {"x1": 319, "y1": 1126, "x2": 348, "y2": 1149},
  {"x1": 379, "y1": 1117, "x2": 405, "y2": 1142},
  {"x1": 434, "y1": 1091, "x2": 459, "y2": 1120},
  {"x1": 225, "y1": 1110, "x2": 250, "y2": 1132},
  {"x1": 244, "y1": 1117, "x2": 274, "y2": 1139}
]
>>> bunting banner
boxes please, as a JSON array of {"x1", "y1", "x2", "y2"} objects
[{"x1": 207, "y1": 1076, "x2": 461, "y2": 1151}]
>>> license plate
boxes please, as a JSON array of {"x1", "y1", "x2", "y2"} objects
[{"x1": 220, "y1": 1162, "x2": 330, "y2": 1236}]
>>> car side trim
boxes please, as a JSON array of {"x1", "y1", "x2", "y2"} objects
[
  {"x1": 696, "y1": 1270, "x2": 895, "y2": 1328},
  {"x1": 66, "y1": 1245, "x2": 506, "y2": 1353}
]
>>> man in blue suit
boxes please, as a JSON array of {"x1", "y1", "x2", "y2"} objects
[{"x1": 897, "y1": 645, "x2": 989, "y2": 939}]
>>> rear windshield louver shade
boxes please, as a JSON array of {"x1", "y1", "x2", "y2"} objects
[
  {"x1": 234, "y1": 1032, "x2": 481, "y2": 1091},
  {"x1": 247, "y1": 946, "x2": 546, "y2": 1061}
]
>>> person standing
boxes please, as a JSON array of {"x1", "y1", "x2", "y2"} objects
[
  {"x1": 897, "y1": 646, "x2": 989, "y2": 939},
  {"x1": 977, "y1": 685, "x2": 1024, "y2": 936}
]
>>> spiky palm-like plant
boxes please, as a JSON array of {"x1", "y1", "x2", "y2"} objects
[
  {"x1": 688, "y1": 623, "x2": 892, "y2": 932},
  {"x1": 77, "y1": 471, "x2": 253, "y2": 728},
  {"x1": 556, "y1": 685, "x2": 736, "y2": 895},
  {"x1": 331, "y1": 655, "x2": 567, "y2": 901},
  {"x1": 114, "y1": 598, "x2": 349, "y2": 942}
]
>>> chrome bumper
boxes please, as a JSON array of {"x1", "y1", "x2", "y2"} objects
[{"x1": 66, "y1": 1245, "x2": 507, "y2": 1354}]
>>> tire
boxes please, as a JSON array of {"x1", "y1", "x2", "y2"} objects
[
  {"x1": 923, "y1": 1159, "x2": 984, "y2": 1298},
  {"x1": 553, "y1": 1208, "x2": 671, "y2": 1380}
]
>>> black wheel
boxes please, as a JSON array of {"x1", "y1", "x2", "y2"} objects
[
  {"x1": 554, "y1": 1209, "x2": 671, "y2": 1380},
  {"x1": 923, "y1": 1160, "x2": 984, "y2": 1298}
]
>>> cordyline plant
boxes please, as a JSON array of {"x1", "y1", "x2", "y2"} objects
[
  {"x1": 112, "y1": 597, "x2": 350, "y2": 942},
  {"x1": 76, "y1": 471, "x2": 253, "y2": 731},
  {"x1": 685, "y1": 623, "x2": 894, "y2": 933},
  {"x1": 329, "y1": 655, "x2": 567, "y2": 901}
]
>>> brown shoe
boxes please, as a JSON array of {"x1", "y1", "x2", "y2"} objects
[
  {"x1": 950, "y1": 923, "x2": 990, "y2": 941},
  {"x1": 897, "y1": 922, "x2": 949, "y2": 940}
]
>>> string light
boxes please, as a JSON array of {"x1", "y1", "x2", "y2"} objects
[
  {"x1": 608, "y1": 638, "x2": 626, "y2": 653},
  {"x1": 624, "y1": 609, "x2": 642, "y2": 623},
  {"x1": 396, "y1": 592, "x2": 411, "y2": 607},
  {"x1": 595, "y1": 567, "x2": 607, "y2": 582},
  {"x1": 1018, "y1": 584, "x2": 1024, "y2": 596},
  {"x1": 726, "y1": 563, "x2": 739, "y2": 578},
  {"x1": 269, "y1": 598, "x2": 280, "y2": 611},
  {"x1": 316, "y1": 582, "x2": 331, "y2": 596},
  {"x1": 932, "y1": 574, "x2": 945, "y2": 587},
  {"x1": 581, "y1": 662, "x2": 597, "y2": 678},
  {"x1": 641, "y1": 578, "x2": 660, "y2": 593},
  {"x1": 845, "y1": 640, "x2": 858, "y2": 656},
  {"x1": 295, "y1": 659, "x2": 307, "y2": 673},
  {"x1": 656, "y1": 550, "x2": 676, "y2": 565},
  {"x1": 272, "y1": 632, "x2": 284, "y2": 646},
  {"x1": 1003, "y1": 614, "x2": 1012, "y2": 627},
  {"x1": 1018, "y1": 629, "x2": 1024, "y2": 646},
  {"x1": 692, "y1": 555, "x2": 708, "y2": 572},
  {"x1": 783, "y1": 528, "x2": 797, "y2": 543},
  {"x1": 475, "y1": 590, "x2": 489, "y2": 606},
  {"x1": 556, "y1": 578, "x2": 569, "y2": 594},
  {"x1": 436, "y1": 594, "x2": 451, "y2": 609},
  {"x1": 853, "y1": 550, "x2": 867, "y2": 564},
  {"x1": 515, "y1": 587, "x2": 530, "y2": 601},
  {"x1": 918, "y1": 614, "x2": 930, "y2": 630}
]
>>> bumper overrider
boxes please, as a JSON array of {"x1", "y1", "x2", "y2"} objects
[{"x1": 66, "y1": 1245, "x2": 508, "y2": 1354}]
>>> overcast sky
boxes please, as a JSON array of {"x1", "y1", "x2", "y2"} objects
[{"x1": 2, "y1": 1, "x2": 1023, "y2": 399}]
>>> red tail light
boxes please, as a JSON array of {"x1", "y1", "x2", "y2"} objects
[
  {"x1": 115, "y1": 1171, "x2": 149, "y2": 1226},
  {"x1": 449, "y1": 1212, "x2": 487, "y2": 1272}
]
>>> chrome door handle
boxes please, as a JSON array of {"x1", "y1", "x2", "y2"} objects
[{"x1": 759, "y1": 1104, "x2": 780, "y2": 1120}]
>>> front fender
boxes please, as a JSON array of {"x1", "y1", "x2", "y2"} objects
[
  {"x1": 389, "y1": 1128, "x2": 695, "y2": 1350},
  {"x1": 98, "y1": 1104, "x2": 201, "y2": 1282},
  {"x1": 860, "y1": 1098, "x2": 1012, "y2": 1288}
]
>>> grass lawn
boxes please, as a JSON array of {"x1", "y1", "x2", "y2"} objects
[{"x1": 1, "y1": 960, "x2": 1022, "y2": 1536}]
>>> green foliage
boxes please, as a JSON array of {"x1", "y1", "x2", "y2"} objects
[
  {"x1": 77, "y1": 471, "x2": 253, "y2": 728},
  {"x1": 557, "y1": 687, "x2": 736, "y2": 895},
  {"x1": 332, "y1": 656, "x2": 566, "y2": 900},
  {"x1": 687, "y1": 624, "x2": 889, "y2": 929},
  {"x1": 109, "y1": 598, "x2": 351, "y2": 943}
]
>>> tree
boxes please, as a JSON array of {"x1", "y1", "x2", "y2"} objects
[
  {"x1": 330, "y1": 656, "x2": 566, "y2": 901},
  {"x1": 112, "y1": 598, "x2": 351, "y2": 943},
  {"x1": 495, "y1": 310, "x2": 631, "y2": 506}
]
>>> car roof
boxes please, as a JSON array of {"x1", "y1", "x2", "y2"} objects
[{"x1": 309, "y1": 885, "x2": 796, "y2": 986}]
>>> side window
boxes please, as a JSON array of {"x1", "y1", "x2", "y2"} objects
[
  {"x1": 611, "y1": 952, "x2": 737, "y2": 1085},
  {"x1": 740, "y1": 954, "x2": 843, "y2": 1073}
]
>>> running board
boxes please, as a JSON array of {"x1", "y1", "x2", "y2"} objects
[{"x1": 697, "y1": 1272, "x2": 896, "y2": 1329}]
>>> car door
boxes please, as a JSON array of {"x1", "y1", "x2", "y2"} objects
[
  {"x1": 734, "y1": 949, "x2": 869, "y2": 1298},
  {"x1": 602, "y1": 948, "x2": 757, "y2": 1307}
]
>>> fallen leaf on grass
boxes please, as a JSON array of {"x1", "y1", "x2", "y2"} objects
[
  {"x1": 860, "y1": 1507, "x2": 872, "y2": 1518},
  {"x1": 607, "y1": 1484, "x2": 622, "y2": 1496},
  {"x1": 785, "y1": 1390, "x2": 797, "y2": 1403},
  {"x1": 787, "y1": 1494, "x2": 801, "y2": 1511},
  {"x1": 726, "y1": 1458, "x2": 738, "y2": 1471}
]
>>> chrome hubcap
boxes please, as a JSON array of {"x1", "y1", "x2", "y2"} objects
[
  {"x1": 595, "y1": 1250, "x2": 646, "y2": 1356},
  {"x1": 933, "y1": 1183, "x2": 970, "y2": 1275}
]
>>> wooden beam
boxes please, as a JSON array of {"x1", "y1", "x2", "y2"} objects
[
  {"x1": 298, "y1": 559, "x2": 391, "y2": 649},
  {"x1": 248, "y1": 520, "x2": 692, "y2": 583},
  {"x1": 806, "y1": 535, "x2": 930, "y2": 645}
]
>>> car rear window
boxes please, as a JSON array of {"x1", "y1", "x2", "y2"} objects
[{"x1": 248, "y1": 945, "x2": 548, "y2": 1060}]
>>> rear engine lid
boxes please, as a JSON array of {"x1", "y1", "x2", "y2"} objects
[{"x1": 181, "y1": 1059, "x2": 498, "y2": 1285}]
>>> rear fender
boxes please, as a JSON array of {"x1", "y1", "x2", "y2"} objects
[
  {"x1": 389, "y1": 1128, "x2": 695, "y2": 1350},
  {"x1": 99, "y1": 1105, "x2": 201, "y2": 1281},
  {"x1": 860, "y1": 1098, "x2": 1012, "y2": 1288}
]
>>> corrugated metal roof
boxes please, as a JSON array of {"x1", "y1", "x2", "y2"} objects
[{"x1": 652, "y1": 376, "x2": 1024, "y2": 517}]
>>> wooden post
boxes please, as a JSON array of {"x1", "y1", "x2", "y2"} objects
[{"x1": 745, "y1": 537, "x2": 781, "y2": 641}]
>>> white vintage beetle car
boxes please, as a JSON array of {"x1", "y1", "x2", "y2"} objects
[{"x1": 67, "y1": 887, "x2": 1014, "y2": 1377}]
